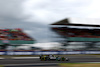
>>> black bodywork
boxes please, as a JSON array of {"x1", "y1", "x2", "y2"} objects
[{"x1": 40, "y1": 55, "x2": 69, "y2": 61}]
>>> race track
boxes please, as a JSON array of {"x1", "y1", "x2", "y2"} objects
[{"x1": 1, "y1": 55, "x2": 100, "y2": 67}]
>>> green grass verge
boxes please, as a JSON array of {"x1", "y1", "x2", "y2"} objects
[
  {"x1": 0, "y1": 65, "x2": 4, "y2": 67},
  {"x1": 59, "y1": 63, "x2": 100, "y2": 67}
]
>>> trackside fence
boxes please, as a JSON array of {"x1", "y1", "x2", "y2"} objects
[{"x1": 0, "y1": 51, "x2": 100, "y2": 55}]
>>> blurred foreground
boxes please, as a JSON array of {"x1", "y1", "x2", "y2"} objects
[{"x1": 60, "y1": 63, "x2": 100, "y2": 67}]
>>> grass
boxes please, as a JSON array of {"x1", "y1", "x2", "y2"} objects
[
  {"x1": 59, "y1": 63, "x2": 100, "y2": 67},
  {"x1": 0, "y1": 65, "x2": 3, "y2": 67}
]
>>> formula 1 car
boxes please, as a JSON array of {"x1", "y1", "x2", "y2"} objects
[{"x1": 40, "y1": 55, "x2": 69, "y2": 61}]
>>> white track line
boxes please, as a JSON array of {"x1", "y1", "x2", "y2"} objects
[
  {"x1": 11, "y1": 57, "x2": 96, "y2": 59},
  {"x1": 0, "y1": 57, "x2": 4, "y2": 59},
  {"x1": 4, "y1": 63, "x2": 59, "y2": 66},
  {"x1": 11, "y1": 57, "x2": 39, "y2": 59}
]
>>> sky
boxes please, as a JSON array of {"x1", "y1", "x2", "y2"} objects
[{"x1": 0, "y1": 0, "x2": 100, "y2": 43}]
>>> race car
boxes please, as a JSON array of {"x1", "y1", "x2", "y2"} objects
[{"x1": 40, "y1": 55, "x2": 69, "y2": 61}]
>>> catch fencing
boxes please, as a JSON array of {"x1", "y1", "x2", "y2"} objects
[{"x1": 0, "y1": 51, "x2": 100, "y2": 55}]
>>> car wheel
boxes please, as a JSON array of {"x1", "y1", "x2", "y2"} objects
[
  {"x1": 61, "y1": 57, "x2": 65, "y2": 61},
  {"x1": 66, "y1": 58, "x2": 69, "y2": 61},
  {"x1": 41, "y1": 57, "x2": 45, "y2": 61}
]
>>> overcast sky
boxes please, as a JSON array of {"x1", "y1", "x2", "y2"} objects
[{"x1": 0, "y1": 0, "x2": 100, "y2": 43}]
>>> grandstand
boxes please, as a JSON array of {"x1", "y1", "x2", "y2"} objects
[
  {"x1": 50, "y1": 18, "x2": 100, "y2": 50},
  {"x1": 0, "y1": 28, "x2": 35, "y2": 49}
]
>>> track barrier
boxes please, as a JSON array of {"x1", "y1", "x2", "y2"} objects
[{"x1": 0, "y1": 51, "x2": 100, "y2": 55}]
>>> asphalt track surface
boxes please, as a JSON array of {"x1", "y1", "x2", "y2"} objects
[{"x1": 1, "y1": 55, "x2": 100, "y2": 67}]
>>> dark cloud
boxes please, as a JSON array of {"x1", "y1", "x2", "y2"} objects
[{"x1": 0, "y1": 0, "x2": 95, "y2": 43}]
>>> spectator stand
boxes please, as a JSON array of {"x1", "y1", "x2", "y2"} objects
[
  {"x1": 0, "y1": 28, "x2": 35, "y2": 50},
  {"x1": 50, "y1": 18, "x2": 100, "y2": 50}
]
